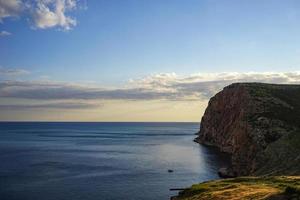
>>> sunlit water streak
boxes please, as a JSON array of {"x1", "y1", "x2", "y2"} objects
[{"x1": 0, "y1": 122, "x2": 229, "y2": 200}]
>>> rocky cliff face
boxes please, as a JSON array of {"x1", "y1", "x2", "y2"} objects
[{"x1": 195, "y1": 83, "x2": 300, "y2": 176}]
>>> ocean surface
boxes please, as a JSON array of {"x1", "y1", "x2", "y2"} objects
[{"x1": 0, "y1": 122, "x2": 229, "y2": 200}]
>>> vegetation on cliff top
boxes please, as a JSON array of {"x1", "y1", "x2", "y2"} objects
[
  {"x1": 173, "y1": 176, "x2": 300, "y2": 200},
  {"x1": 244, "y1": 83, "x2": 300, "y2": 127}
]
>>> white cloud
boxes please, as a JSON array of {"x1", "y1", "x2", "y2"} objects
[
  {"x1": 0, "y1": 30, "x2": 11, "y2": 36},
  {"x1": 0, "y1": 71, "x2": 300, "y2": 113},
  {"x1": 129, "y1": 71, "x2": 300, "y2": 99},
  {"x1": 0, "y1": 72, "x2": 300, "y2": 101},
  {"x1": 32, "y1": 0, "x2": 77, "y2": 30},
  {"x1": 0, "y1": 0, "x2": 81, "y2": 30},
  {"x1": 0, "y1": 0, "x2": 21, "y2": 22}
]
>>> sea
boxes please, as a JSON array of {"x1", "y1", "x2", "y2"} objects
[{"x1": 0, "y1": 122, "x2": 229, "y2": 200}]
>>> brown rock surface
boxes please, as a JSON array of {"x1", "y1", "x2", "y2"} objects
[{"x1": 195, "y1": 83, "x2": 300, "y2": 176}]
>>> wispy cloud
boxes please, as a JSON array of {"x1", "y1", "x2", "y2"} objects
[
  {"x1": 0, "y1": 102, "x2": 100, "y2": 110},
  {"x1": 0, "y1": 30, "x2": 11, "y2": 36},
  {"x1": 0, "y1": 80, "x2": 174, "y2": 100},
  {"x1": 0, "y1": 0, "x2": 82, "y2": 30},
  {"x1": 1, "y1": 72, "x2": 300, "y2": 102},
  {"x1": 0, "y1": 67, "x2": 30, "y2": 77},
  {"x1": 0, "y1": 0, "x2": 21, "y2": 22}
]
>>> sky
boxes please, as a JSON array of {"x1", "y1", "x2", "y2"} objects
[{"x1": 0, "y1": 0, "x2": 300, "y2": 122}]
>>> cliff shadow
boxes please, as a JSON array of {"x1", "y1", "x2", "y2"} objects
[{"x1": 197, "y1": 143, "x2": 231, "y2": 177}]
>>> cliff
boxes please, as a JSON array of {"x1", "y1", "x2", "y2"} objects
[{"x1": 195, "y1": 83, "x2": 300, "y2": 176}]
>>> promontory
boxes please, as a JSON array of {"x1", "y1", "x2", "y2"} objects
[{"x1": 173, "y1": 82, "x2": 300, "y2": 200}]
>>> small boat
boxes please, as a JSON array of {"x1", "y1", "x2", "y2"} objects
[{"x1": 168, "y1": 169, "x2": 174, "y2": 173}]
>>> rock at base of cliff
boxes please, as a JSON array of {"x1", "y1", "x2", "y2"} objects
[{"x1": 218, "y1": 167, "x2": 236, "y2": 178}]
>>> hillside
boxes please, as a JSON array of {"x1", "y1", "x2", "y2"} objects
[
  {"x1": 172, "y1": 176, "x2": 300, "y2": 200},
  {"x1": 195, "y1": 83, "x2": 300, "y2": 176}
]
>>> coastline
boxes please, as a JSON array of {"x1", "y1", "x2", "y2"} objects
[{"x1": 172, "y1": 83, "x2": 300, "y2": 199}]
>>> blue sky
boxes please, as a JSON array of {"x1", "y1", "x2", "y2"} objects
[
  {"x1": 1, "y1": 0, "x2": 299, "y2": 83},
  {"x1": 0, "y1": 0, "x2": 300, "y2": 121}
]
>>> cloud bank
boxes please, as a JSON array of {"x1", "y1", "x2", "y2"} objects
[
  {"x1": 0, "y1": 0, "x2": 80, "y2": 30},
  {"x1": 0, "y1": 71, "x2": 300, "y2": 113},
  {"x1": 1, "y1": 72, "x2": 300, "y2": 104}
]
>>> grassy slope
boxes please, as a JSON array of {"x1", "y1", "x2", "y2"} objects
[
  {"x1": 246, "y1": 83, "x2": 300, "y2": 175},
  {"x1": 173, "y1": 176, "x2": 300, "y2": 200},
  {"x1": 246, "y1": 83, "x2": 300, "y2": 127}
]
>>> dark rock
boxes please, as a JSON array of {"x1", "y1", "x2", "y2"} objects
[{"x1": 218, "y1": 167, "x2": 235, "y2": 178}]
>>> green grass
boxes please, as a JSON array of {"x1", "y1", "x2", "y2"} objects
[
  {"x1": 173, "y1": 176, "x2": 300, "y2": 200},
  {"x1": 254, "y1": 129, "x2": 300, "y2": 176},
  {"x1": 246, "y1": 83, "x2": 300, "y2": 127}
]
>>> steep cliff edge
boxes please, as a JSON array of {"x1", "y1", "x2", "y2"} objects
[{"x1": 195, "y1": 83, "x2": 300, "y2": 176}]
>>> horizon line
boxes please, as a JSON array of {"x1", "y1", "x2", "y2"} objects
[{"x1": 0, "y1": 121, "x2": 200, "y2": 123}]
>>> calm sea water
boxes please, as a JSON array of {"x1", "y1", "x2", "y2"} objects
[{"x1": 0, "y1": 122, "x2": 229, "y2": 200}]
